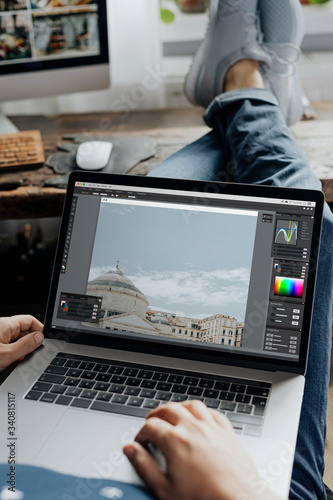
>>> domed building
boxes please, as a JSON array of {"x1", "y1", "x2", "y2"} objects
[
  {"x1": 86, "y1": 264, "x2": 172, "y2": 337},
  {"x1": 87, "y1": 263, "x2": 149, "y2": 321}
]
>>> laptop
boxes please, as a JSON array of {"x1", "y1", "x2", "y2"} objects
[{"x1": 0, "y1": 171, "x2": 324, "y2": 498}]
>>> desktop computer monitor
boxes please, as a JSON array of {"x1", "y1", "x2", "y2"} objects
[{"x1": 0, "y1": 0, "x2": 110, "y2": 132}]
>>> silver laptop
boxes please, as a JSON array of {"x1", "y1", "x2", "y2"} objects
[{"x1": 0, "y1": 172, "x2": 324, "y2": 498}]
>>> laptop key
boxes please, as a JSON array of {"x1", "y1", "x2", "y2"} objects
[
  {"x1": 188, "y1": 396, "x2": 204, "y2": 401},
  {"x1": 230, "y1": 384, "x2": 246, "y2": 394},
  {"x1": 50, "y1": 385, "x2": 67, "y2": 395},
  {"x1": 40, "y1": 393, "x2": 57, "y2": 403},
  {"x1": 125, "y1": 387, "x2": 140, "y2": 396},
  {"x1": 91, "y1": 401, "x2": 149, "y2": 418},
  {"x1": 126, "y1": 377, "x2": 141, "y2": 387},
  {"x1": 64, "y1": 359, "x2": 80, "y2": 368},
  {"x1": 79, "y1": 380, "x2": 95, "y2": 389},
  {"x1": 94, "y1": 364, "x2": 109, "y2": 373},
  {"x1": 111, "y1": 375, "x2": 126, "y2": 384},
  {"x1": 140, "y1": 380, "x2": 157, "y2": 389},
  {"x1": 45, "y1": 365, "x2": 68, "y2": 375},
  {"x1": 252, "y1": 397, "x2": 267, "y2": 416},
  {"x1": 138, "y1": 370, "x2": 154, "y2": 379},
  {"x1": 171, "y1": 394, "x2": 188, "y2": 402},
  {"x1": 156, "y1": 382, "x2": 172, "y2": 391},
  {"x1": 143, "y1": 399, "x2": 160, "y2": 409},
  {"x1": 140, "y1": 389, "x2": 156, "y2": 399},
  {"x1": 66, "y1": 387, "x2": 82, "y2": 397},
  {"x1": 168, "y1": 375, "x2": 183, "y2": 384},
  {"x1": 112, "y1": 395, "x2": 128, "y2": 405},
  {"x1": 237, "y1": 404, "x2": 253, "y2": 414},
  {"x1": 219, "y1": 401, "x2": 237, "y2": 411},
  {"x1": 25, "y1": 390, "x2": 42, "y2": 401},
  {"x1": 246, "y1": 386, "x2": 270, "y2": 397},
  {"x1": 214, "y1": 381, "x2": 230, "y2": 391},
  {"x1": 156, "y1": 391, "x2": 172, "y2": 401},
  {"x1": 183, "y1": 377, "x2": 199, "y2": 386},
  {"x1": 204, "y1": 398, "x2": 219, "y2": 409},
  {"x1": 123, "y1": 368, "x2": 139, "y2": 377},
  {"x1": 152, "y1": 372, "x2": 168, "y2": 381},
  {"x1": 81, "y1": 370, "x2": 96, "y2": 380},
  {"x1": 96, "y1": 392, "x2": 112, "y2": 402},
  {"x1": 94, "y1": 382, "x2": 110, "y2": 392},
  {"x1": 187, "y1": 387, "x2": 203, "y2": 396},
  {"x1": 71, "y1": 398, "x2": 91, "y2": 409},
  {"x1": 67, "y1": 369, "x2": 83, "y2": 378},
  {"x1": 50, "y1": 357, "x2": 66, "y2": 366},
  {"x1": 39, "y1": 374, "x2": 65, "y2": 384},
  {"x1": 96, "y1": 373, "x2": 111, "y2": 382},
  {"x1": 198, "y1": 379, "x2": 214, "y2": 389},
  {"x1": 236, "y1": 394, "x2": 251, "y2": 404},
  {"x1": 203, "y1": 389, "x2": 219, "y2": 399},
  {"x1": 109, "y1": 384, "x2": 125, "y2": 394},
  {"x1": 219, "y1": 391, "x2": 235, "y2": 401},
  {"x1": 55, "y1": 395, "x2": 73, "y2": 406},
  {"x1": 32, "y1": 382, "x2": 52, "y2": 392},
  {"x1": 127, "y1": 397, "x2": 144, "y2": 407},
  {"x1": 172, "y1": 384, "x2": 187, "y2": 394},
  {"x1": 81, "y1": 389, "x2": 97, "y2": 399},
  {"x1": 64, "y1": 377, "x2": 80, "y2": 387},
  {"x1": 79, "y1": 362, "x2": 95, "y2": 371},
  {"x1": 108, "y1": 366, "x2": 124, "y2": 375}
]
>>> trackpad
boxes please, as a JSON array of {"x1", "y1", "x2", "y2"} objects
[{"x1": 34, "y1": 409, "x2": 143, "y2": 484}]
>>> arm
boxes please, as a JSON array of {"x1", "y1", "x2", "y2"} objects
[
  {"x1": 124, "y1": 400, "x2": 285, "y2": 500},
  {"x1": 0, "y1": 315, "x2": 44, "y2": 372}
]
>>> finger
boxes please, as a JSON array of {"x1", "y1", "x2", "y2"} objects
[
  {"x1": 135, "y1": 417, "x2": 175, "y2": 455},
  {"x1": 210, "y1": 409, "x2": 234, "y2": 431},
  {"x1": 146, "y1": 401, "x2": 195, "y2": 425},
  {"x1": 123, "y1": 442, "x2": 169, "y2": 499},
  {"x1": 3, "y1": 331, "x2": 44, "y2": 368},
  {"x1": 181, "y1": 399, "x2": 215, "y2": 422}
]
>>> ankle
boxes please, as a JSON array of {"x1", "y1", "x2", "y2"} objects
[{"x1": 224, "y1": 59, "x2": 264, "y2": 92}]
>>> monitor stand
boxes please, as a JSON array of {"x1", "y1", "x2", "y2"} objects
[{"x1": 0, "y1": 108, "x2": 19, "y2": 134}]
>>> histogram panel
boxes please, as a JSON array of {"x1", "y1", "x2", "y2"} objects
[{"x1": 274, "y1": 220, "x2": 298, "y2": 246}]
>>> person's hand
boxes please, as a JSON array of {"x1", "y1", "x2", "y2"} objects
[
  {"x1": 0, "y1": 315, "x2": 44, "y2": 372},
  {"x1": 123, "y1": 401, "x2": 281, "y2": 500}
]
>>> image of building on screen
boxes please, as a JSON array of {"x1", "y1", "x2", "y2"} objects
[{"x1": 86, "y1": 263, "x2": 244, "y2": 347}]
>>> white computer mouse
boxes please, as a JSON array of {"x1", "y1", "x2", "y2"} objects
[{"x1": 76, "y1": 141, "x2": 113, "y2": 171}]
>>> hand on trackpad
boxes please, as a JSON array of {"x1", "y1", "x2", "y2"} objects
[{"x1": 76, "y1": 141, "x2": 113, "y2": 171}]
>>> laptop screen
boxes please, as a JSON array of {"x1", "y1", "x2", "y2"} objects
[{"x1": 46, "y1": 173, "x2": 323, "y2": 370}]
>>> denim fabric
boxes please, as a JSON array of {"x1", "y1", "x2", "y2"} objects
[{"x1": 149, "y1": 88, "x2": 333, "y2": 500}]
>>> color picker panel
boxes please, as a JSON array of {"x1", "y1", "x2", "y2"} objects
[{"x1": 274, "y1": 277, "x2": 304, "y2": 298}]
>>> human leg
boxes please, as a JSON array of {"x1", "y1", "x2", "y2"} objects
[
  {"x1": 259, "y1": 0, "x2": 304, "y2": 125},
  {"x1": 150, "y1": 70, "x2": 333, "y2": 500}
]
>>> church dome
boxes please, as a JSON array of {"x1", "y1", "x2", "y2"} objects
[{"x1": 88, "y1": 265, "x2": 147, "y2": 302}]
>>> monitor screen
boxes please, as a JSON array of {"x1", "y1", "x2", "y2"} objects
[{"x1": 0, "y1": 0, "x2": 109, "y2": 101}]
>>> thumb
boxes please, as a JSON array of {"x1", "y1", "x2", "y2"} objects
[{"x1": 5, "y1": 331, "x2": 44, "y2": 366}]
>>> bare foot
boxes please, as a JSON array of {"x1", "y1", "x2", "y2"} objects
[{"x1": 224, "y1": 59, "x2": 264, "y2": 92}]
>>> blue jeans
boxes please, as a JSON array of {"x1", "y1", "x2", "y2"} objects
[{"x1": 149, "y1": 89, "x2": 333, "y2": 500}]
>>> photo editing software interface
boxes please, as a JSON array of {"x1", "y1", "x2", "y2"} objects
[
  {"x1": 0, "y1": 1, "x2": 101, "y2": 64},
  {"x1": 51, "y1": 181, "x2": 317, "y2": 363}
]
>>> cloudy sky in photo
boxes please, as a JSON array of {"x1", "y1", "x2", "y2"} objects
[{"x1": 88, "y1": 201, "x2": 258, "y2": 321}]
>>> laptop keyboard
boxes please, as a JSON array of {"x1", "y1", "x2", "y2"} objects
[{"x1": 24, "y1": 353, "x2": 271, "y2": 437}]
